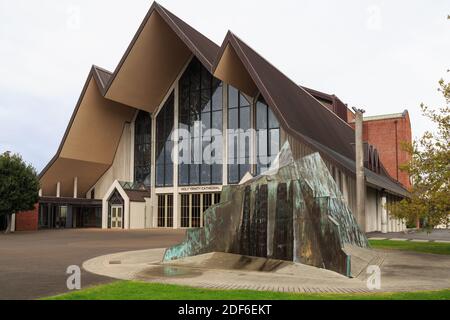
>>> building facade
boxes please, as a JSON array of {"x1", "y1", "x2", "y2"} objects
[{"x1": 37, "y1": 2, "x2": 409, "y2": 233}]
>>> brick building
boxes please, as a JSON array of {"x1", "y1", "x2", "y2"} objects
[
  {"x1": 305, "y1": 87, "x2": 412, "y2": 190},
  {"x1": 357, "y1": 112, "x2": 412, "y2": 189}
]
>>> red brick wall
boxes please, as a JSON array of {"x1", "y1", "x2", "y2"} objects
[
  {"x1": 351, "y1": 113, "x2": 412, "y2": 188},
  {"x1": 15, "y1": 203, "x2": 39, "y2": 231}
]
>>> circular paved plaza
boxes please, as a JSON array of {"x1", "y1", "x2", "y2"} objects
[{"x1": 83, "y1": 247, "x2": 450, "y2": 294}]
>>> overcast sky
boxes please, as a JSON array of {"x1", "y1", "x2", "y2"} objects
[{"x1": 0, "y1": 0, "x2": 449, "y2": 172}]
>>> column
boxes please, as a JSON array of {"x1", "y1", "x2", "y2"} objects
[
  {"x1": 56, "y1": 182, "x2": 61, "y2": 198},
  {"x1": 173, "y1": 81, "x2": 180, "y2": 229},
  {"x1": 11, "y1": 213, "x2": 16, "y2": 232},
  {"x1": 150, "y1": 113, "x2": 157, "y2": 228},
  {"x1": 381, "y1": 194, "x2": 388, "y2": 234},
  {"x1": 73, "y1": 177, "x2": 78, "y2": 198},
  {"x1": 353, "y1": 108, "x2": 366, "y2": 231},
  {"x1": 222, "y1": 84, "x2": 228, "y2": 185}
]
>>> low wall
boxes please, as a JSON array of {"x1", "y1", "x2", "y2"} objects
[{"x1": 15, "y1": 204, "x2": 39, "y2": 231}]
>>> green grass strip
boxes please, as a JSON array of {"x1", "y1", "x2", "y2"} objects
[
  {"x1": 369, "y1": 239, "x2": 450, "y2": 255},
  {"x1": 45, "y1": 281, "x2": 450, "y2": 300}
]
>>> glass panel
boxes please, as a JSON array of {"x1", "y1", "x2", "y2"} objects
[
  {"x1": 181, "y1": 194, "x2": 190, "y2": 228},
  {"x1": 156, "y1": 92, "x2": 174, "y2": 187},
  {"x1": 240, "y1": 106, "x2": 250, "y2": 130},
  {"x1": 164, "y1": 164, "x2": 173, "y2": 187},
  {"x1": 179, "y1": 164, "x2": 189, "y2": 186},
  {"x1": 269, "y1": 128, "x2": 280, "y2": 156},
  {"x1": 255, "y1": 96, "x2": 280, "y2": 174},
  {"x1": 228, "y1": 164, "x2": 239, "y2": 184},
  {"x1": 191, "y1": 194, "x2": 201, "y2": 228},
  {"x1": 167, "y1": 195, "x2": 173, "y2": 228},
  {"x1": 228, "y1": 108, "x2": 238, "y2": 129},
  {"x1": 228, "y1": 86, "x2": 239, "y2": 108},
  {"x1": 200, "y1": 90, "x2": 211, "y2": 112},
  {"x1": 257, "y1": 131, "x2": 268, "y2": 157},
  {"x1": 158, "y1": 195, "x2": 165, "y2": 227},
  {"x1": 201, "y1": 67, "x2": 211, "y2": 90},
  {"x1": 201, "y1": 112, "x2": 211, "y2": 131},
  {"x1": 240, "y1": 93, "x2": 250, "y2": 107},
  {"x1": 156, "y1": 164, "x2": 165, "y2": 187},
  {"x1": 268, "y1": 108, "x2": 279, "y2": 129},
  {"x1": 134, "y1": 111, "x2": 151, "y2": 186},
  {"x1": 240, "y1": 163, "x2": 250, "y2": 177},
  {"x1": 203, "y1": 193, "x2": 212, "y2": 214},
  {"x1": 165, "y1": 141, "x2": 174, "y2": 164},
  {"x1": 256, "y1": 101, "x2": 267, "y2": 130},
  {"x1": 211, "y1": 111, "x2": 222, "y2": 131},
  {"x1": 190, "y1": 164, "x2": 200, "y2": 185},
  {"x1": 212, "y1": 83, "x2": 222, "y2": 111},
  {"x1": 190, "y1": 63, "x2": 200, "y2": 91},
  {"x1": 211, "y1": 164, "x2": 222, "y2": 184},
  {"x1": 190, "y1": 90, "x2": 201, "y2": 116},
  {"x1": 201, "y1": 164, "x2": 211, "y2": 185},
  {"x1": 178, "y1": 57, "x2": 223, "y2": 186}
]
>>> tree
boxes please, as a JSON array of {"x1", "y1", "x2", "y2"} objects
[
  {"x1": 0, "y1": 152, "x2": 40, "y2": 233},
  {"x1": 390, "y1": 74, "x2": 450, "y2": 229}
]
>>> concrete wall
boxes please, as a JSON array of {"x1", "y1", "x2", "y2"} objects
[
  {"x1": 129, "y1": 201, "x2": 146, "y2": 229},
  {"x1": 145, "y1": 198, "x2": 153, "y2": 228},
  {"x1": 89, "y1": 123, "x2": 132, "y2": 200}
]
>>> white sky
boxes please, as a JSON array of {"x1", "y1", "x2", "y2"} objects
[{"x1": 0, "y1": 0, "x2": 449, "y2": 172}]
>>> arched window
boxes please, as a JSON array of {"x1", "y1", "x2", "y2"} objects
[{"x1": 134, "y1": 110, "x2": 151, "y2": 187}]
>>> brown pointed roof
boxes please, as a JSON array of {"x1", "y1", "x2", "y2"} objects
[
  {"x1": 103, "y1": 2, "x2": 220, "y2": 98},
  {"x1": 214, "y1": 31, "x2": 356, "y2": 159},
  {"x1": 157, "y1": 4, "x2": 219, "y2": 70}
]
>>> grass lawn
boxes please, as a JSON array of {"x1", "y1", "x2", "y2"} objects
[
  {"x1": 45, "y1": 281, "x2": 450, "y2": 300},
  {"x1": 369, "y1": 239, "x2": 450, "y2": 255}
]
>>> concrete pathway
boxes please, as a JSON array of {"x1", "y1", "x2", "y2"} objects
[
  {"x1": 83, "y1": 247, "x2": 450, "y2": 294},
  {"x1": 0, "y1": 229, "x2": 185, "y2": 299}
]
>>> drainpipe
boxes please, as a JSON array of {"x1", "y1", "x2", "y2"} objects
[
  {"x1": 353, "y1": 107, "x2": 366, "y2": 231},
  {"x1": 381, "y1": 193, "x2": 388, "y2": 233},
  {"x1": 394, "y1": 120, "x2": 399, "y2": 180}
]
